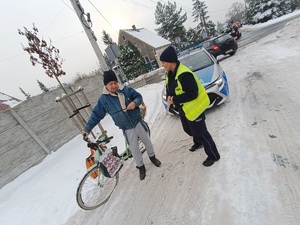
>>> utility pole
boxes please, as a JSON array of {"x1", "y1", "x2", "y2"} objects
[{"x1": 70, "y1": 0, "x2": 108, "y2": 72}]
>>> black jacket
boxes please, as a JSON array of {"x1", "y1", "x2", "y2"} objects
[{"x1": 166, "y1": 61, "x2": 198, "y2": 108}]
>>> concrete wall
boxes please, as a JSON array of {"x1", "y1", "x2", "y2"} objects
[{"x1": 0, "y1": 70, "x2": 164, "y2": 189}]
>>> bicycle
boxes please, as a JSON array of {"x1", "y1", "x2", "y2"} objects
[
  {"x1": 76, "y1": 135, "x2": 121, "y2": 210},
  {"x1": 76, "y1": 121, "x2": 150, "y2": 210},
  {"x1": 76, "y1": 104, "x2": 151, "y2": 210}
]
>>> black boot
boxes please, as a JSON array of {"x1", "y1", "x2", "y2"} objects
[
  {"x1": 149, "y1": 155, "x2": 161, "y2": 167},
  {"x1": 136, "y1": 165, "x2": 146, "y2": 180}
]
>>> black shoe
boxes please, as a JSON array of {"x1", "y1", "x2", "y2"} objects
[
  {"x1": 189, "y1": 144, "x2": 203, "y2": 152},
  {"x1": 149, "y1": 155, "x2": 161, "y2": 167},
  {"x1": 202, "y1": 157, "x2": 215, "y2": 167},
  {"x1": 136, "y1": 165, "x2": 146, "y2": 180}
]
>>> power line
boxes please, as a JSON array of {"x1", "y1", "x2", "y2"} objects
[
  {"x1": 124, "y1": 0, "x2": 156, "y2": 10},
  {"x1": 41, "y1": 6, "x2": 66, "y2": 35},
  {"x1": 61, "y1": 0, "x2": 76, "y2": 13},
  {"x1": 53, "y1": 31, "x2": 84, "y2": 42},
  {"x1": 0, "y1": 53, "x2": 25, "y2": 64},
  {"x1": 88, "y1": 0, "x2": 113, "y2": 27}
]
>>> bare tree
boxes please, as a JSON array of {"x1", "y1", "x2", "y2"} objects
[{"x1": 226, "y1": 2, "x2": 246, "y2": 23}]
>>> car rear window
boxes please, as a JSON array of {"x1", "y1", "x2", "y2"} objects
[
  {"x1": 215, "y1": 34, "x2": 232, "y2": 43},
  {"x1": 180, "y1": 50, "x2": 214, "y2": 71}
]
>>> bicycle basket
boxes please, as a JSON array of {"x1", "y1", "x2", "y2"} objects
[{"x1": 99, "y1": 147, "x2": 123, "y2": 178}]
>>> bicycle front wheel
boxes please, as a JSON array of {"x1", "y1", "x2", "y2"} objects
[{"x1": 76, "y1": 166, "x2": 119, "y2": 210}]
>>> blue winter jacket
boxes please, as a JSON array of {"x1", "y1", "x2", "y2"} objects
[{"x1": 84, "y1": 85, "x2": 143, "y2": 132}]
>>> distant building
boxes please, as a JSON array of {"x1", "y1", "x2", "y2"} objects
[
  {"x1": 118, "y1": 25, "x2": 171, "y2": 69},
  {"x1": 0, "y1": 92, "x2": 22, "y2": 111}
]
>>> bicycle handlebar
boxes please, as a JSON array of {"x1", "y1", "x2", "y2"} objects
[
  {"x1": 97, "y1": 136, "x2": 113, "y2": 144},
  {"x1": 83, "y1": 135, "x2": 113, "y2": 145}
]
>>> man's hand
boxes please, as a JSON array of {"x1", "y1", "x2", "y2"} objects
[
  {"x1": 127, "y1": 101, "x2": 136, "y2": 110},
  {"x1": 167, "y1": 96, "x2": 174, "y2": 104},
  {"x1": 82, "y1": 131, "x2": 89, "y2": 137}
]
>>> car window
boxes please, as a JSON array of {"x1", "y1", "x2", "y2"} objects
[
  {"x1": 202, "y1": 41, "x2": 211, "y2": 48},
  {"x1": 180, "y1": 51, "x2": 214, "y2": 71},
  {"x1": 215, "y1": 34, "x2": 232, "y2": 43}
]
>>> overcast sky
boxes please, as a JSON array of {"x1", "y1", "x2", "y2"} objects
[{"x1": 0, "y1": 0, "x2": 243, "y2": 100}]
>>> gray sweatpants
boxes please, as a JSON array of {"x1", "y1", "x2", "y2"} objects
[{"x1": 124, "y1": 121, "x2": 155, "y2": 167}]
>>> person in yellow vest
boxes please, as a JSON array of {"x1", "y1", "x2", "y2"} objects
[{"x1": 160, "y1": 46, "x2": 220, "y2": 166}]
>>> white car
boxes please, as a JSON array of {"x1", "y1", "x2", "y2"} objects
[{"x1": 162, "y1": 48, "x2": 229, "y2": 114}]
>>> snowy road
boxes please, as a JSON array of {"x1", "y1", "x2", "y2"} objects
[{"x1": 64, "y1": 18, "x2": 300, "y2": 225}]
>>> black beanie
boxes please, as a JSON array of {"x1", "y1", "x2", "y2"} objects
[
  {"x1": 103, "y1": 70, "x2": 118, "y2": 86},
  {"x1": 160, "y1": 45, "x2": 178, "y2": 62}
]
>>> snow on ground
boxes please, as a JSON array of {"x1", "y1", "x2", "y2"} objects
[{"x1": 1, "y1": 12, "x2": 300, "y2": 225}]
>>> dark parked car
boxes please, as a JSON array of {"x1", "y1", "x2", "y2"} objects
[{"x1": 202, "y1": 34, "x2": 238, "y2": 58}]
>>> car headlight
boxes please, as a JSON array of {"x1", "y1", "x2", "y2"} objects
[
  {"x1": 162, "y1": 87, "x2": 166, "y2": 102},
  {"x1": 214, "y1": 76, "x2": 224, "y2": 87}
]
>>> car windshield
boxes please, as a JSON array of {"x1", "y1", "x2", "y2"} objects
[
  {"x1": 215, "y1": 34, "x2": 232, "y2": 43},
  {"x1": 179, "y1": 51, "x2": 214, "y2": 71}
]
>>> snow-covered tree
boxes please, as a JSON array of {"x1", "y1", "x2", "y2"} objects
[
  {"x1": 118, "y1": 41, "x2": 146, "y2": 80},
  {"x1": 206, "y1": 20, "x2": 217, "y2": 37},
  {"x1": 246, "y1": 0, "x2": 293, "y2": 24},
  {"x1": 37, "y1": 79, "x2": 49, "y2": 92},
  {"x1": 192, "y1": 0, "x2": 210, "y2": 37},
  {"x1": 154, "y1": 1, "x2": 187, "y2": 45},
  {"x1": 185, "y1": 28, "x2": 201, "y2": 45},
  {"x1": 291, "y1": 0, "x2": 300, "y2": 10}
]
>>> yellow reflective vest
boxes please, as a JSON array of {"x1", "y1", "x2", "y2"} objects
[{"x1": 166, "y1": 63, "x2": 210, "y2": 121}]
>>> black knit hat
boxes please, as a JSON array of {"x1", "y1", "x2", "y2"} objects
[
  {"x1": 160, "y1": 45, "x2": 178, "y2": 62},
  {"x1": 103, "y1": 70, "x2": 118, "y2": 85}
]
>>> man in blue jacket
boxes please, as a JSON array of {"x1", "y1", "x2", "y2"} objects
[{"x1": 82, "y1": 70, "x2": 161, "y2": 180}]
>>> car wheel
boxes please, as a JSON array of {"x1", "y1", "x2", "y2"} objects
[{"x1": 229, "y1": 51, "x2": 236, "y2": 56}]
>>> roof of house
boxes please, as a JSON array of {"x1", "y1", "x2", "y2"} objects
[
  {"x1": 0, "y1": 92, "x2": 22, "y2": 111},
  {"x1": 123, "y1": 28, "x2": 171, "y2": 48}
]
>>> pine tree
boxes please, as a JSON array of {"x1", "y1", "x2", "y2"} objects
[
  {"x1": 102, "y1": 30, "x2": 114, "y2": 46},
  {"x1": 118, "y1": 41, "x2": 146, "y2": 80},
  {"x1": 154, "y1": 1, "x2": 187, "y2": 46},
  {"x1": 192, "y1": 0, "x2": 210, "y2": 37},
  {"x1": 37, "y1": 79, "x2": 49, "y2": 92},
  {"x1": 185, "y1": 28, "x2": 201, "y2": 45},
  {"x1": 19, "y1": 87, "x2": 31, "y2": 100},
  {"x1": 206, "y1": 20, "x2": 217, "y2": 37}
]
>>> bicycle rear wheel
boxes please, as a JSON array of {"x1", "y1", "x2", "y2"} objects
[{"x1": 76, "y1": 166, "x2": 119, "y2": 210}]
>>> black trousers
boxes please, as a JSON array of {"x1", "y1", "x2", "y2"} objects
[{"x1": 179, "y1": 111, "x2": 220, "y2": 160}]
